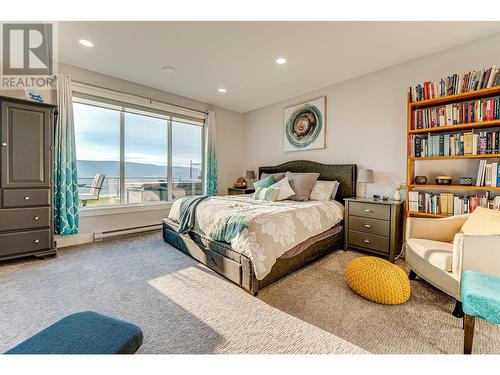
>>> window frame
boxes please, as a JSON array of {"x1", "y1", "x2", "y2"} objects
[{"x1": 73, "y1": 95, "x2": 206, "y2": 210}]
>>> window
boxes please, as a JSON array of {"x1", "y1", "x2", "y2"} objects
[{"x1": 73, "y1": 98, "x2": 204, "y2": 207}]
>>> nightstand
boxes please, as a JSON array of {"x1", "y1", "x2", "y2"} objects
[
  {"x1": 227, "y1": 187, "x2": 255, "y2": 195},
  {"x1": 344, "y1": 198, "x2": 404, "y2": 262}
]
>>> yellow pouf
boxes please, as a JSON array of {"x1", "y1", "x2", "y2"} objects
[{"x1": 344, "y1": 256, "x2": 410, "y2": 305}]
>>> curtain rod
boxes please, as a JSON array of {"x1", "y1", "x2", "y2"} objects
[{"x1": 71, "y1": 80, "x2": 209, "y2": 116}]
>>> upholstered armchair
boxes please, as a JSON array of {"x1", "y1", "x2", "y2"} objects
[{"x1": 405, "y1": 214, "x2": 500, "y2": 317}]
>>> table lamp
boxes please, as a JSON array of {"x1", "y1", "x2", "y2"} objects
[
  {"x1": 357, "y1": 169, "x2": 373, "y2": 199},
  {"x1": 245, "y1": 170, "x2": 256, "y2": 187}
]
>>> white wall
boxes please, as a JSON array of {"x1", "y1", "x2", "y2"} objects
[{"x1": 242, "y1": 33, "x2": 500, "y2": 199}]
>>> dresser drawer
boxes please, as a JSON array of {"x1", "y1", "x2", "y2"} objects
[
  {"x1": 2, "y1": 189, "x2": 50, "y2": 208},
  {"x1": 0, "y1": 229, "x2": 51, "y2": 257},
  {"x1": 349, "y1": 216, "x2": 390, "y2": 236},
  {"x1": 348, "y1": 230, "x2": 389, "y2": 254},
  {"x1": 349, "y1": 202, "x2": 390, "y2": 221},
  {"x1": 0, "y1": 207, "x2": 50, "y2": 231}
]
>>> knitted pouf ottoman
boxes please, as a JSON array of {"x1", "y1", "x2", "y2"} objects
[{"x1": 344, "y1": 256, "x2": 410, "y2": 305}]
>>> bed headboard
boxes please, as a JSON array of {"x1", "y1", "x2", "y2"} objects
[{"x1": 258, "y1": 160, "x2": 357, "y2": 202}]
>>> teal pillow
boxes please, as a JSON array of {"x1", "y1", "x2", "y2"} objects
[{"x1": 253, "y1": 175, "x2": 275, "y2": 189}]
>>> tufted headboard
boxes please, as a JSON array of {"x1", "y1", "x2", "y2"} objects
[{"x1": 258, "y1": 160, "x2": 357, "y2": 202}]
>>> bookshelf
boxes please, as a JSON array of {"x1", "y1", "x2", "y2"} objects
[{"x1": 406, "y1": 85, "x2": 500, "y2": 218}]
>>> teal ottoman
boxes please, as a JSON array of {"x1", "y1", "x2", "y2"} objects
[
  {"x1": 5, "y1": 311, "x2": 143, "y2": 354},
  {"x1": 461, "y1": 271, "x2": 500, "y2": 354}
]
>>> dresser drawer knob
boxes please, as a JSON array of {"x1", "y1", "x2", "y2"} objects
[
  {"x1": 1, "y1": 142, "x2": 7, "y2": 147},
  {"x1": 363, "y1": 209, "x2": 373, "y2": 212},
  {"x1": 363, "y1": 239, "x2": 371, "y2": 244},
  {"x1": 363, "y1": 224, "x2": 371, "y2": 228},
  {"x1": 34, "y1": 216, "x2": 39, "y2": 221},
  {"x1": 24, "y1": 196, "x2": 30, "y2": 201},
  {"x1": 34, "y1": 239, "x2": 40, "y2": 244}
]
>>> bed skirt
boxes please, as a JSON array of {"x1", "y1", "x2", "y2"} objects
[{"x1": 162, "y1": 219, "x2": 343, "y2": 295}]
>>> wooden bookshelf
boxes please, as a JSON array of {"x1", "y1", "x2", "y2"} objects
[{"x1": 406, "y1": 85, "x2": 500, "y2": 218}]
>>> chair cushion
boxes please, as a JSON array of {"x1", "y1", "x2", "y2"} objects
[
  {"x1": 460, "y1": 207, "x2": 500, "y2": 235},
  {"x1": 461, "y1": 271, "x2": 500, "y2": 325},
  {"x1": 5, "y1": 311, "x2": 143, "y2": 354},
  {"x1": 406, "y1": 238, "x2": 453, "y2": 272},
  {"x1": 344, "y1": 256, "x2": 410, "y2": 305}
]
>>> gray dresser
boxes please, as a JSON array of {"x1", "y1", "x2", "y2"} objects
[
  {"x1": 0, "y1": 96, "x2": 57, "y2": 261},
  {"x1": 344, "y1": 198, "x2": 404, "y2": 262}
]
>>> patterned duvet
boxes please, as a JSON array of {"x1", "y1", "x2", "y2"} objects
[{"x1": 168, "y1": 195, "x2": 344, "y2": 280}]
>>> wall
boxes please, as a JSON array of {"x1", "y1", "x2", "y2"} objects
[
  {"x1": 242, "y1": 33, "x2": 500, "y2": 199},
  {"x1": 53, "y1": 64, "x2": 244, "y2": 246}
]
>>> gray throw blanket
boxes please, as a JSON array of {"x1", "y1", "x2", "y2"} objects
[{"x1": 178, "y1": 195, "x2": 208, "y2": 234}]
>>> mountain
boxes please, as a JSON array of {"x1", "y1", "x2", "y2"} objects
[{"x1": 77, "y1": 160, "x2": 201, "y2": 180}]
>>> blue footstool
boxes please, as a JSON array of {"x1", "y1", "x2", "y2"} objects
[
  {"x1": 5, "y1": 311, "x2": 143, "y2": 354},
  {"x1": 461, "y1": 271, "x2": 500, "y2": 354}
]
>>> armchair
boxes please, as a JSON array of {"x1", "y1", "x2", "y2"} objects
[{"x1": 405, "y1": 214, "x2": 500, "y2": 317}]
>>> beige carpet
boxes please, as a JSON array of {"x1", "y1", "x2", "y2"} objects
[
  {"x1": 259, "y1": 250, "x2": 500, "y2": 354},
  {"x1": 0, "y1": 232, "x2": 364, "y2": 354}
]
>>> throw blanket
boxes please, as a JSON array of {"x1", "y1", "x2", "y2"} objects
[
  {"x1": 178, "y1": 195, "x2": 208, "y2": 234},
  {"x1": 168, "y1": 195, "x2": 344, "y2": 280}
]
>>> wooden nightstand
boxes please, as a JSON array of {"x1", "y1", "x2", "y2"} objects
[
  {"x1": 344, "y1": 198, "x2": 404, "y2": 262},
  {"x1": 227, "y1": 187, "x2": 255, "y2": 195}
]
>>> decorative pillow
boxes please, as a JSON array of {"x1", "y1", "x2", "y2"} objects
[
  {"x1": 260, "y1": 172, "x2": 286, "y2": 182},
  {"x1": 253, "y1": 175, "x2": 275, "y2": 190},
  {"x1": 268, "y1": 177, "x2": 295, "y2": 201},
  {"x1": 330, "y1": 181, "x2": 340, "y2": 200},
  {"x1": 460, "y1": 207, "x2": 500, "y2": 235},
  {"x1": 252, "y1": 187, "x2": 280, "y2": 202},
  {"x1": 310, "y1": 180, "x2": 338, "y2": 201},
  {"x1": 285, "y1": 172, "x2": 320, "y2": 201}
]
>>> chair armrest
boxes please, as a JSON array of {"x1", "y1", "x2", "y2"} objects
[
  {"x1": 405, "y1": 214, "x2": 470, "y2": 242},
  {"x1": 452, "y1": 233, "x2": 500, "y2": 277}
]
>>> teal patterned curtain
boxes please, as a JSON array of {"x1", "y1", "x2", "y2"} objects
[
  {"x1": 54, "y1": 74, "x2": 80, "y2": 235},
  {"x1": 204, "y1": 111, "x2": 218, "y2": 196}
]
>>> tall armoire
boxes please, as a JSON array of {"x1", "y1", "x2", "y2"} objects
[{"x1": 0, "y1": 96, "x2": 57, "y2": 261}]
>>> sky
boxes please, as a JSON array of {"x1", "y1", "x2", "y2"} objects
[{"x1": 73, "y1": 102, "x2": 202, "y2": 168}]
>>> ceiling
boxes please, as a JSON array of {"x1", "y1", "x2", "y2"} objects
[{"x1": 58, "y1": 22, "x2": 500, "y2": 113}]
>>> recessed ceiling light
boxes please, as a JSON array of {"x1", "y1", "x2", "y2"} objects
[
  {"x1": 218, "y1": 88, "x2": 226, "y2": 93},
  {"x1": 275, "y1": 57, "x2": 287, "y2": 65},
  {"x1": 161, "y1": 65, "x2": 176, "y2": 73},
  {"x1": 79, "y1": 39, "x2": 94, "y2": 48}
]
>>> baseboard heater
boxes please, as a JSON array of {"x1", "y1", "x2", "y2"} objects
[{"x1": 93, "y1": 224, "x2": 162, "y2": 241}]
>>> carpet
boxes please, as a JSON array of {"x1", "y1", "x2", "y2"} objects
[
  {"x1": 259, "y1": 250, "x2": 500, "y2": 354},
  {"x1": 0, "y1": 232, "x2": 364, "y2": 354}
]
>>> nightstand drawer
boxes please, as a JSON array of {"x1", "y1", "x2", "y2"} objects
[
  {"x1": 348, "y1": 230, "x2": 389, "y2": 254},
  {"x1": 349, "y1": 216, "x2": 390, "y2": 236},
  {"x1": 349, "y1": 202, "x2": 390, "y2": 221}
]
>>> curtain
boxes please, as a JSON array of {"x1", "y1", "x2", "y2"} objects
[
  {"x1": 54, "y1": 73, "x2": 80, "y2": 235},
  {"x1": 204, "y1": 111, "x2": 218, "y2": 196}
]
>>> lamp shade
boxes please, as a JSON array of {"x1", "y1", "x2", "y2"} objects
[
  {"x1": 245, "y1": 170, "x2": 256, "y2": 180},
  {"x1": 357, "y1": 169, "x2": 374, "y2": 183}
]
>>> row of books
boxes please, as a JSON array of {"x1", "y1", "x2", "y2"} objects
[
  {"x1": 408, "y1": 191, "x2": 491, "y2": 216},
  {"x1": 410, "y1": 65, "x2": 500, "y2": 102},
  {"x1": 411, "y1": 97, "x2": 500, "y2": 130},
  {"x1": 408, "y1": 131, "x2": 500, "y2": 158},
  {"x1": 476, "y1": 160, "x2": 500, "y2": 187}
]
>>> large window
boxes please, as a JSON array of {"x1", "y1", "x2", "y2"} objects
[{"x1": 73, "y1": 98, "x2": 204, "y2": 207}]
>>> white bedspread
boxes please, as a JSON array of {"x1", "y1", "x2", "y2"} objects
[{"x1": 168, "y1": 195, "x2": 344, "y2": 280}]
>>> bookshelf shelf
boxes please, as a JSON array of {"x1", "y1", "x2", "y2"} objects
[
  {"x1": 410, "y1": 154, "x2": 500, "y2": 161},
  {"x1": 406, "y1": 79, "x2": 500, "y2": 218},
  {"x1": 409, "y1": 119, "x2": 500, "y2": 134},
  {"x1": 410, "y1": 86, "x2": 500, "y2": 109},
  {"x1": 408, "y1": 184, "x2": 500, "y2": 192}
]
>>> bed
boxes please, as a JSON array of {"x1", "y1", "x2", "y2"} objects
[{"x1": 162, "y1": 160, "x2": 357, "y2": 295}]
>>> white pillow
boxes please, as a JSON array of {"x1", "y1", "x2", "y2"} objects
[
  {"x1": 310, "y1": 180, "x2": 339, "y2": 201},
  {"x1": 252, "y1": 187, "x2": 280, "y2": 202},
  {"x1": 268, "y1": 177, "x2": 295, "y2": 201}
]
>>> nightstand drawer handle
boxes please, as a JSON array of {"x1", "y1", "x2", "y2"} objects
[
  {"x1": 34, "y1": 216, "x2": 39, "y2": 221},
  {"x1": 363, "y1": 224, "x2": 371, "y2": 228},
  {"x1": 34, "y1": 239, "x2": 40, "y2": 244},
  {"x1": 24, "y1": 196, "x2": 30, "y2": 201},
  {"x1": 363, "y1": 209, "x2": 373, "y2": 212},
  {"x1": 363, "y1": 239, "x2": 371, "y2": 244}
]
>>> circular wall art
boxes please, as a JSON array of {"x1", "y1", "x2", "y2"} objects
[{"x1": 283, "y1": 97, "x2": 326, "y2": 152}]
